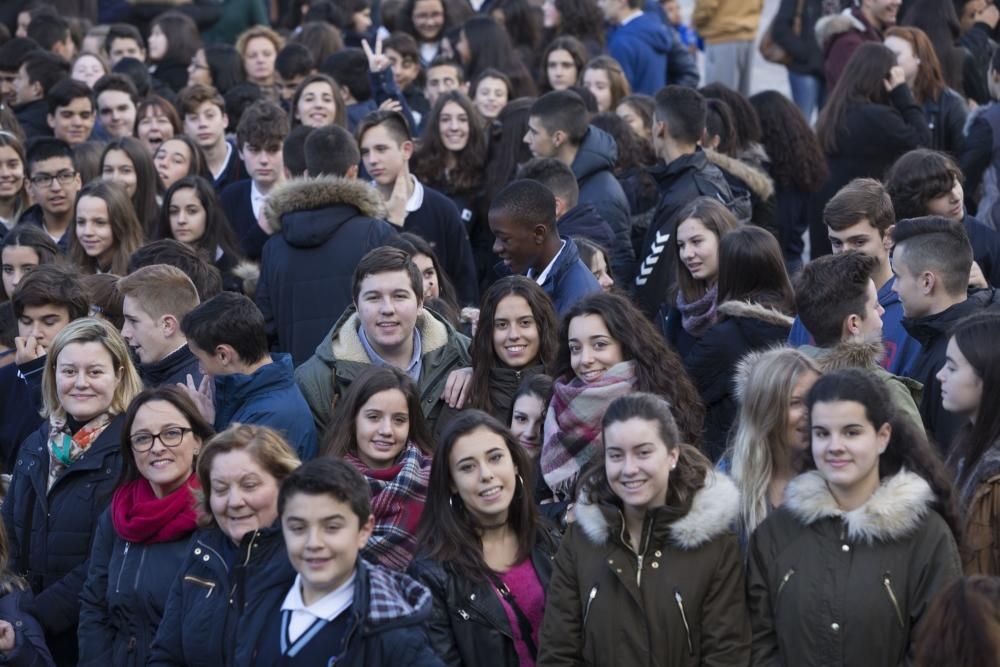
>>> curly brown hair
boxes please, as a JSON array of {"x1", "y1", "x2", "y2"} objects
[
  {"x1": 750, "y1": 90, "x2": 828, "y2": 193},
  {"x1": 412, "y1": 90, "x2": 487, "y2": 195}
]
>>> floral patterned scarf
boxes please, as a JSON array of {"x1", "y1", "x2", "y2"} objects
[{"x1": 47, "y1": 413, "x2": 113, "y2": 491}]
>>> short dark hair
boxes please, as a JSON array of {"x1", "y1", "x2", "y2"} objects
[
  {"x1": 0, "y1": 38, "x2": 40, "y2": 72},
  {"x1": 426, "y1": 55, "x2": 464, "y2": 82},
  {"x1": 25, "y1": 137, "x2": 74, "y2": 175},
  {"x1": 884, "y1": 149, "x2": 963, "y2": 221},
  {"x1": 891, "y1": 216, "x2": 974, "y2": 296},
  {"x1": 93, "y1": 73, "x2": 139, "y2": 104},
  {"x1": 384, "y1": 32, "x2": 419, "y2": 65},
  {"x1": 305, "y1": 124, "x2": 359, "y2": 176},
  {"x1": 127, "y1": 239, "x2": 223, "y2": 302},
  {"x1": 825, "y1": 178, "x2": 895, "y2": 236},
  {"x1": 282, "y1": 125, "x2": 313, "y2": 177},
  {"x1": 181, "y1": 292, "x2": 269, "y2": 364},
  {"x1": 490, "y1": 179, "x2": 557, "y2": 231},
  {"x1": 111, "y1": 57, "x2": 151, "y2": 98},
  {"x1": 794, "y1": 251, "x2": 879, "y2": 347},
  {"x1": 11, "y1": 263, "x2": 88, "y2": 320},
  {"x1": 46, "y1": 78, "x2": 93, "y2": 115},
  {"x1": 654, "y1": 85, "x2": 707, "y2": 144},
  {"x1": 104, "y1": 24, "x2": 145, "y2": 54},
  {"x1": 26, "y1": 14, "x2": 68, "y2": 51},
  {"x1": 21, "y1": 50, "x2": 69, "y2": 95},
  {"x1": 529, "y1": 90, "x2": 588, "y2": 145},
  {"x1": 516, "y1": 158, "x2": 579, "y2": 207},
  {"x1": 321, "y1": 48, "x2": 371, "y2": 102},
  {"x1": 236, "y1": 100, "x2": 289, "y2": 150},
  {"x1": 278, "y1": 457, "x2": 371, "y2": 525},
  {"x1": 356, "y1": 109, "x2": 412, "y2": 145},
  {"x1": 223, "y1": 82, "x2": 262, "y2": 133},
  {"x1": 352, "y1": 246, "x2": 423, "y2": 304},
  {"x1": 275, "y1": 43, "x2": 315, "y2": 79}
]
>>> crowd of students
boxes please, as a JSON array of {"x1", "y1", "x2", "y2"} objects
[{"x1": 2, "y1": 0, "x2": 1000, "y2": 665}]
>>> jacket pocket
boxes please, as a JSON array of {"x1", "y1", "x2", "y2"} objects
[
  {"x1": 184, "y1": 575, "x2": 217, "y2": 598},
  {"x1": 882, "y1": 572, "x2": 904, "y2": 629},
  {"x1": 674, "y1": 587, "x2": 694, "y2": 656},
  {"x1": 776, "y1": 568, "x2": 795, "y2": 602}
]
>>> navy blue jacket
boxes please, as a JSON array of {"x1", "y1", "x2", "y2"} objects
[
  {"x1": 148, "y1": 525, "x2": 294, "y2": 667},
  {"x1": 18, "y1": 208, "x2": 68, "y2": 252},
  {"x1": 136, "y1": 344, "x2": 202, "y2": 389},
  {"x1": 213, "y1": 140, "x2": 248, "y2": 194},
  {"x1": 0, "y1": 589, "x2": 55, "y2": 666},
  {"x1": 499, "y1": 238, "x2": 601, "y2": 316},
  {"x1": 219, "y1": 179, "x2": 272, "y2": 261},
  {"x1": 0, "y1": 357, "x2": 45, "y2": 474},
  {"x1": 13, "y1": 101, "x2": 51, "y2": 141},
  {"x1": 607, "y1": 12, "x2": 672, "y2": 95},
  {"x1": 78, "y1": 509, "x2": 196, "y2": 667},
  {"x1": 1, "y1": 415, "x2": 124, "y2": 666},
  {"x1": 558, "y1": 203, "x2": 617, "y2": 253},
  {"x1": 255, "y1": 176, "x2": 397, "y2": 366},
  {"x1": 572, "y1": 127, "x2": 634, "y2": 283},
  {"x1": 213, "y1": 353, "x2": 317, "y2": 459},
  {"x1": 964, "y1": 214, "x2": 1000, "y2": 288}
]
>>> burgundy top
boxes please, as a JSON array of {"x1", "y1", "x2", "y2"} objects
[{"x1": 494, "y1": 558, "x2": 545, "y2": 667}]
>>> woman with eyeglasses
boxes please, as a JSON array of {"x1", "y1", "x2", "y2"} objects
[{"x1": 79, "y1": 386, "x2": 214, "y2": 667}]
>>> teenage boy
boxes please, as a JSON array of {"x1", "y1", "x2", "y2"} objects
[
  {"x1": 178, "y1": 83, "x2": 247, "y2": 192},
  {"x1": 257, "y1": 124, "x2": 396, "y2": 366},
  {"x1": 236, "y1": 458, "x2": 442, "y2": 666},
  {"x1": 489, "y1": 179, "x2": 601, "y2": 315},
  {"x1": 295, "y1": 247, "x2": 471, "y2": 434},
  {"x1": 385, "y1": 33, "x2": 429, "y2": 125},
  {"x1": 14, "y1": 50, "x2": 69, "y2": 139},
  {"x1": 220, "y1": 100, "x2": 290, "y2": 260},
  {"x1": 357, "y1": 110, "x2": 478, "y2": 305},
  {"x1": 793, "y1": 251, "x2": 923, "y2": 431},
  {"x1": 424, "y1": 56, "x2": 465, "y2": 108},
  {"x1": 26, "y1": 14, "x2": 75, "y2": 62},
  {"x1": 19, "y1": 138, "x2": 81, "y2": 250},
  {"x1": 891, "y1": 216, "x2": 1000, "y2": 451},
  {"x1": 275, "y1": 43, "x2": 315, "y2": 104},
  {"x1": 46, "y1": 78, "x2": 95, "y2": 146},
  {"x1": 0, "y1": 38, "x2": 40, "y2": 107},
  {"x1": 117, "y1": 264, "x2": 203, "y2": 388},
  {"x1": 634, "y1": 85, "x2": 732, "y2": 318},
  {"x1": 601, "y1": 0, "x2": 671, "y2": 95},
  {"x1": 526, "y1": 90, "x2": 633, "y2": 282},
  {"x1": 104, "y1": 24, "x2": 146, "y2": 66},
  {"x1": 788, "y1": 178, "x2": 921, "y2": 377},
  {"x1": 93, "y1": 73, "x2": 139, "y2": 140},
  {"x1": 181, "y1": 292, "x2": 317, "y2": 460},
  {"x1": 0, "y1": 264, "x2": 88, "y2": 472}
]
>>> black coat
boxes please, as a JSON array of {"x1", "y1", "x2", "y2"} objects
[
  {"x1": 408, "y1": 526, "x2": 560, "y2": 667},
  {"x1": 150, "y1": 60, "x2": 189, "y2": 94},
  {"x1": 136, "y1": 344, "x2": 202, "y2": 389},
  {"x1": 255, "y1": 176, "x2": 397, "y2": 367},
  {"x1": 925, "y1": 88, "x2": 968, "y2": 156},
  {"x1": 13, "y1": 100, "x2": 51, "y2": 141},
  {"x1": 557, "y1": 203, "x2": 617, "y2": 257},
  {"x1": 1, "y1": 415, "x2": 124, "y2": 666},
  {"x1": 0, "y1": 589, "x2": 55, "y2": 666},
  {"x1": 78, "y1": 509, "x2": 195, "y2": 667},
  {"x1": 771, "y1": 0, "x2": 825, "y2": 76}
]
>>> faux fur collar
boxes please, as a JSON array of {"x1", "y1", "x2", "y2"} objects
[
  {"x1": 331, "y1": 308, "x2": 451, "y2": 363},
  {"x1": 717, "y1": 300, "x2": 794, "y2": 328},
  {"x1": 784, "y1": 469, "x2": 934, "y2": 543},
  {"x1": 800, "y1": 340, "x2": 883, "y2": 372},
  {"x1": 264, "y1": 175, "x2": 387, "y2": 230},
  {"x1": 815, "y1": 11, "x2": 868, "y2": 49},
  {"x1": 574, "y1": 470, "x2": 739, "y2": 550},
  {"x1": 704, "y1": 148, "x2": 775, "y2": 200}
]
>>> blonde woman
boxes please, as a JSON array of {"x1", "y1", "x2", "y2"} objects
[{"x1": 1, "y1": 318, "x2": 142, "y2": 664}]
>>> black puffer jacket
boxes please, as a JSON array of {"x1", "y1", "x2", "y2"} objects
[{"x1": 408, "y1": 525, "x2": 560, "y2": 667}]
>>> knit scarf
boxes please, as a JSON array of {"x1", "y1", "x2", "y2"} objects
[
  {"x1": 47, "y1": 413, "x2": 112, "y2": 491},
  {"x1": 540, "y1": 361, "x2": 638, "y2": 498},
  {"x1": 676, "y1": 284, "x2": 719, "y2": 337},
  {"x1": 112, "y1": 475, "x2": 201, "y2": 544},
  {"x1": 345, "y1": 443, "x2": 430, "y2": 571}
]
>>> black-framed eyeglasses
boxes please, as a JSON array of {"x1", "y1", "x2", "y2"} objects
[
  {"x1": 130, "y1": 427, "x2": 192, "y2": 452},
  {"x1": 29, "y1": 170, "x2": 77, "y2": 189}
]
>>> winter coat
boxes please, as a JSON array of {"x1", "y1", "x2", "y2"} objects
[
  {"x1": 136, "y1": 344, "x2": 202, "y2": 389},
  {"x1": 950, "y1": 437, "x2": 1000, "y2": 576},
  {"x1": 964, "y1": 213, "x2": 1000, "y2": 288},
  {"x1": 147, "y1": 525, "x2": 295, "y2": 667},
  {"x1": 150, "y1": 59, "x2": 189, "y2": 94},
  {"x1": 771, "y1": 0, "x2": 825, "y2": 76},
  {"x1": 924, "y1": 88, "x2": 968, "y2": 156},
  {"x1": 608, "y1": 12, "x2": 673, "y2": 95},
  {"x1": 12, "y1": 101, "x2": 51, "y2": 141},
  {"x1": 692, "y1": 0, "x2": 763, "y2": 44},
  {"x1": 903, "y1": 288, "x2": 1000, "y2": 452},
  {"x1": 1, "y1": 415, "x2": 124, "y2": 666},
  {"x1": 78, "y1": 509, "x2": 194, "y2": 667},
  {"x1": 816, "y1": 8, "x2": 883, "y2": 91},
  {"x1": 213, "y1": 353, "x2": 318, "y2": 460},
  {"x1": 511, "y1": 237, "x2": 601, "y2": 316},
  {"x1": 256, "y1": 176, "x2": 397, "y2": 366},
  {"x1": 704, "y1": 147, "x2": 778, "y2": 239},
  {"x1": 747, "y1": 469, "x2": 962, "y2": 666},
  {"x1": 0, "y1": 588, "x2": 55, "y2": 666},
  {"x1": 557, "y1": 203, "x2": 617, "y2": 254},
  {"x1": 572, "y1": 127, "x2": 634, "y2": 282},
  {"x1": 634, "y1": 149, "x2": 732, "y2": 318},
  {"x1": 294, "y1": 306, "x2": 471, "y2": 435},
  {"x1": 0, "y1": 357, "x2": 45, "y2": 474},
  {"x1": 960, "y1": 22, "x2": 994, "y2": 106},
  {"x1": 408, "y1": 525, "x2": 561, "y2": 667},
  {"x1": 684, "y1": 301, "x2": 793, "y2": 463},
  {"x1": 538, "y1": 471, "x2": 751, "y2": 666},
  {"x1": 665, "y1": 25, "x2": 700, "y2": 88}
]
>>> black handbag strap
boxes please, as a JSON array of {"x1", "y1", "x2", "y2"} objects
[{"x1": 487, "y1": 570, "x2": 539, "y2": 660}]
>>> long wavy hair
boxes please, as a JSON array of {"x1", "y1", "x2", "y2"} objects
[
  {"x1": 555, "y1": 292, "x2": 705, "y2": 445},
  {"x1": 483, "y1": 97, "x2": 535, "y2": 204},
  {"x1": 816, "y1": 43, "x2": 898, "y2": 154},
  {"x1": 730, "y1": 348, "x2": 820, "y2": 538},
  {"x1": 901, "y1": 0, "x2": 964, "y2": 94},
  {"x1": 915, "y1": 576, "x2": 1000, "y2": 667},
  {"x1": 716, "y1": 226, "x2": 795, "y2": 315},
  {"x1": 885, "y1": 26, "x2": 948, "y2": 105},
  {"x1": 700, "y1": 83, "x2": 762, "y2": 154},
  {"x1": 749, "y1": 90, "x2": 828, "y2": 192},
  {"x1": 672, "y1": 197, "x2": 741, "y2": 304},
  {"x1": 100, "y1": 137, "x2": 162, "y2": 239},
  {"x1": 551, "y1": 0, "x2": 605, "y2": 49},
  {"x1": 413, "y1": 90, "x2": 487, "y2": 195},
  {"x1": 468, "y1": 276, "x2": 558, "y2": 413},
  {"x1": 415, "y1": 410, "x2": 540, "y2": 582},
  {"x1": 806, "y1": 368, "x2": 963, "y2": 543},
  {"x1": 68, "y1": 180, "x2": 145, "y2": 276},
  {"x1": 157, "y1": 175, "x2": 242, "y2": 263}
]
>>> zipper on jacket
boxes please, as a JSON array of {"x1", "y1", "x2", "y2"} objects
[
  {"x1": 674, "y1": 588, "x2": 694, "y2": 656},
  {"x1": 329, "y1": 613, "x2": 363, "y2": 665},
  {"x1": 184, "y1": 575, "x2": 217, "y2": 597},
  {"x1": 618, "y1": 512, "x2": 653, "y2": 588},
  {"x1": 776, "y1": 568, "x2": 795, "y2": 600},
  {"x1": 132, "y1": 544, "x2": 147, "y2": 591},
  {"x1": 115, "y1": 542, "x2": 131, "y2": 594},
  {"x1": 883, "y1": 572, "x2": 905, "y2": 629},
  {"x1": 230, "y1": 529, "x2": 260, "y2": 605},
  {"x1": 583, "y1": 585, "x2": 598, "y2": 627},
  {"x1": 457, "y1": 609, "x2": 470, "y2": 620}
]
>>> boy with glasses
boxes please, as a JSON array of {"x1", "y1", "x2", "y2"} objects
[{"x1": 18, "y1": 138, "x2": 81, "y2": 251}]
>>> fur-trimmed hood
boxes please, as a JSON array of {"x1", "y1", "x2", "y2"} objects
[
  {"x1": 328, "y1": 308, "x2": 452, "y2": 364},
  {"x1": 784, "y1": 469, "x2": 934, "y2": 543},
  {"x1": 232, "y1": 260, "x2": 260, "y2": 299},
  {"x1": 704, "y1": 148, "x2": 775, "y2": 200},
  {"x1": 718, "y1": 300, "x2": 794, "y2": 328},
  {"x1": 574, "y1": 470, "x2": 739, "y2": 550},
  {"x1": 263, "y1": 175, "x2": 387, "y2": 232},
  {"x1": 815, "y1": 9, "x2": 870, "y2": 49},
  {"x1": 799, "y1": 339, "x2": 884, "y2": 372}
]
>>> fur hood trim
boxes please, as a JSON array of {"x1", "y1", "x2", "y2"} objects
[
  {"x1": 574, "y1": 470, "x2": 739, "y2": 550},
  {"x1": 704, "y1": 148, "x2": 775, "y2": 200},
  {"x1": 717, "y1": 300, "x2": 794, "y2": 328},
  {"x1": 784, "y1": 469, "x2": 934, "y2": 543},
  {"x1": 264, "y1": 176, "x2": 387, "y2": 230},
  {"x1": 331, "y1": 308, "x2": 450, "y2": 363},
  {"x1": 232, "y1": 260, "x2": 260, "y2": 299},
  {"x1": 815, "y1": 10, "x2": 867, "y2": 49},
  {"x1": 801, "y1": 340, "x2": 883, "y2": 373}
]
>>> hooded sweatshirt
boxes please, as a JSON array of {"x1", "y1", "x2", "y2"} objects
[{"x1": 608, "y1": 12, "x2": 673, "y2": 95}]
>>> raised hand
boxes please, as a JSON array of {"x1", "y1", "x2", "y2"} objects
[
  {"x1": 362, "y1": 34, "x2": 391, "y2": 73},
  {"x1": 14, "y1": 334, "x2": 44, "y2": 366}
]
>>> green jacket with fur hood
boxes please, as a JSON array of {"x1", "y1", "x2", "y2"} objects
[{"x1": 294, "y1": 306, "x2": 471, "y2": 435}]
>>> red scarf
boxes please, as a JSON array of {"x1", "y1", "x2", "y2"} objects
[{"x1": 111, "y1": 475, "x2": 201, "y2": 544}]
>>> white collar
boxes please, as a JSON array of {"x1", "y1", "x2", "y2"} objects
[
  {"x1": 405, "y1": 175, "x2": 424, "y2": 213},
  {"x1": 281, "y1": 571, "x2": 356, "y2": 621},
  {"x1": 210, "y1": 141, "x2": 233, "y2": 180},
  {"x1": 529, "y1": 240, "x2": 566, "y2": 286},
  {"x1": 620, "y1": 10, "x2": 644, "y2": 26}
]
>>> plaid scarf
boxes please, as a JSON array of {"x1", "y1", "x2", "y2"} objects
[
  {"x1": 540, "y1": 361, "x2": 637, "y2": 499},
  {"x1": 346, "y1": 443, "x2": 430, "y2": 571},
  {"x1": 47, "y1": 413, "x2": 112, "y2": 491}
]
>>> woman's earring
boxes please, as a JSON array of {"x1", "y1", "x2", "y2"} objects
[
  {"x1": 671, "y1": 463, "x2": 677, "y2": 470},
  {"x1": 516, "y1": 474, "x2": 525, "y2": 488},
  {"x1": 449, "y1": 496, "x2": 453, "y2": 508}
]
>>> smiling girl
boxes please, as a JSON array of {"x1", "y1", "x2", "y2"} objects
[
  {"x1": 1, "y1": 225, "x2": 58, "y2": 303},
  {"x1": 290, "y1": 73, "x2": 347, "y2": 129},
  {"x1": 0, "y1": 132, "x2": 27, "y2": 234},
  {"x1": 68, "y1": 181, "x2": 144, "y2": 275},
  {"x1": 100, "y1": 137, "x2": 161, "y2": 238}
]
